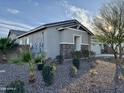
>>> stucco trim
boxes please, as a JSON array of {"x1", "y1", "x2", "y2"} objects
[
  {"x1": 81, "y1": 43, "x2": 89, "y2": 45},
  {"x1": 60, "y1": 42, "x2": 74, "y2": 44},
  {"x1": 60, "y1": 42, "x2": 89, "y2": 45}
]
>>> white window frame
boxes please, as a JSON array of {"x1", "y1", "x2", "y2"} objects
[
  {"x1": 19, "y1": 39, "x2": 22, "y2": 45},
  {"x1": 27, "y1": 37, "x2": 29, "y2": 45}
]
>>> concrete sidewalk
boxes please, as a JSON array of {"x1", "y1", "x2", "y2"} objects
[
  {"x1": 95, "y1": 54, "x2": 114, "y2": 57},
  {"x1": 95, "y1": 54, "x2": 124, "y2": 58}
]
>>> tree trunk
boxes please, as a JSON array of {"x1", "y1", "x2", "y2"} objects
[
  {"x1": 113, "y1": 52, "x2": 117, "y2": 59},
  {"x1": 114, "y1": 58, "x2": 121, "y2": 93},
  {"x1": 115, "y1": 61, "x2": 120, "y2": 82},
  {"x1": 119, "y1": 44, "x2": 122, "y2": 59},
  {"x1": 28, "y1": 62, "x2": 35, "y2": 83}
]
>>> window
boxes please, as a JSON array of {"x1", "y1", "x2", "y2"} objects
[
  {"x1": 27, "y1": 38, "x2": 29, "y2": 44},
  {"x1": 19, "y1": 40, "x2": 22, "y2": 44}
]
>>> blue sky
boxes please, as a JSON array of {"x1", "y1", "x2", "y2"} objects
[{"x1": 0, "y1": 0, "x2": 109, "y2": 37}]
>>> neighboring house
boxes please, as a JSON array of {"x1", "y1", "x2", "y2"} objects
[
  {"x1": 8, "y1": 29, "x2": 26, "y2": 40},
  {"x1": 91, "y1": 36, "x2": 104, "y2": 55},
  {"x1": 17, "y1": 20, "x2": 93, "y2": 59}
]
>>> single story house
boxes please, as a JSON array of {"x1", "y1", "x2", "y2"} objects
[{"x1": 17, "y1": 20, "x2": 93, "y2": 59}]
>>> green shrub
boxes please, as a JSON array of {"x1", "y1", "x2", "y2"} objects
[
  {"x1": 42, "y1": 64, "x2": 56, "y2": 86},
  {"x1": 5, "y1": 80, "x2": 25, "y2": 93},
  {"x1": 35, "y1": 53, "x2": 46, "y2": 71},
  {"x1": 69, "y1": 65, "x2": 78, "y2": 77},
  {"x1": 34, "y1": 56, "x2": 41, "y2": 64},
  {"x1": 82, "y1": 50, "x2": 89, "y2": 57},
  {"x1": 90, "y1": 51, "x2": 95, "y2": 56},
  {"x1": 10, "y1": 50, "x2": 35, "y2": 83},
  {"x1": 37, "y1": 63, "x2": 44, "y2": 70},
  {"x1": 50, "y1": 63, "x2": 56, "y2": 72},
  {"x1": 10, "y1": 57, "x2": 22, "y2": 65},
  {"x1": 34, "y1": 53, "x2": 46, "y2": 64},
  {"x1": 72, "y1": 51, "x2": 81, "y2": 59},
  {"x1": 56, "y1": 55, "x2": 64, "y2": 64},
  {"x1": 35, "y1": 56, "x2": 44, "y2": 71},
  {"x1": 21, "y1": 51, "x2": 32, "y2": 63},
  {"x1": 72, "y1": 59, "x2": 80, "y2": 69}
]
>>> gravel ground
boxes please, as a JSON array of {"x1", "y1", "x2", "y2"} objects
[{"x1": 0, "y1": 58, "x2": 124, "y2": 93}]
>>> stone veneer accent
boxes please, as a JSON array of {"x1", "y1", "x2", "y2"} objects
[
  {"x1": 60, "y1": 44, "x2": 74, "y2": 59},
  {"x1": 81, "y1": 45, "x2": 89, "y2": 51},
  {"x1": 81, "y1": 45, "x2": 89, "y2": 57},
  {"x1": 60, "y1": 44, "x2": 89, "y2": 59}
]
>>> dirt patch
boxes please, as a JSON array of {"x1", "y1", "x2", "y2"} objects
[{"x1": 60, "y1": 59, "x2": 117, "y2": 93}]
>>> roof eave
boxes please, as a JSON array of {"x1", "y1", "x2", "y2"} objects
[
  {"x1": 17, "y1": 26, "x2": 47, "y2": 39},
  {"x1": 17, "y1": 19, "x2": 93, "y2": 38}
]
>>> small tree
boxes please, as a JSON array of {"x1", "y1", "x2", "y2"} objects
[
  {"x1": 72, "y1": 51, "x2": 81, "y2": 69},
  {"x1": 34, "y1": 52, "x2": 46, "y2": 70},
  {"x1": 42, "y1": 64, "x2": 56, "y2": 86},
  {"x1": 94, "y1": 0, "x2": 124, "y2": 87},
  {"x1": 11, "y1": 50, "x2": 35, "y2": 83}
]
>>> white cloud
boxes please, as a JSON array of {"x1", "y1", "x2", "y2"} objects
[
  {"x1": 63, "y1": 1, "x2": 93, "y2": 31},
  {"x1": 0, "y1": 19, "x2": 34, "y2": 37},
  {"x1": 7, "y1": 8, "x2": 20, "y2": 14}
]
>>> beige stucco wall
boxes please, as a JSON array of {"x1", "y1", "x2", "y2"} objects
[
  {"x1": 18, "y1": 26, "x2": 91, "y2": 58},
  {"x1": 60, "y1": 28, "x2": 89, "y2": 45},
  {"x1": 18, "y1": 29, "x2": 47, "y2": 55},
  {"x1": 46, "y1": 27, "x2": 60, "y2": 58}
]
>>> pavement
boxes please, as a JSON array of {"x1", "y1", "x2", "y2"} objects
[
  {"x1": 95, "y1": 54, "x2": 114, "y2": 57},
  {"x1": 95, "y1": 54, "x2": 124, "y2": 58}
]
